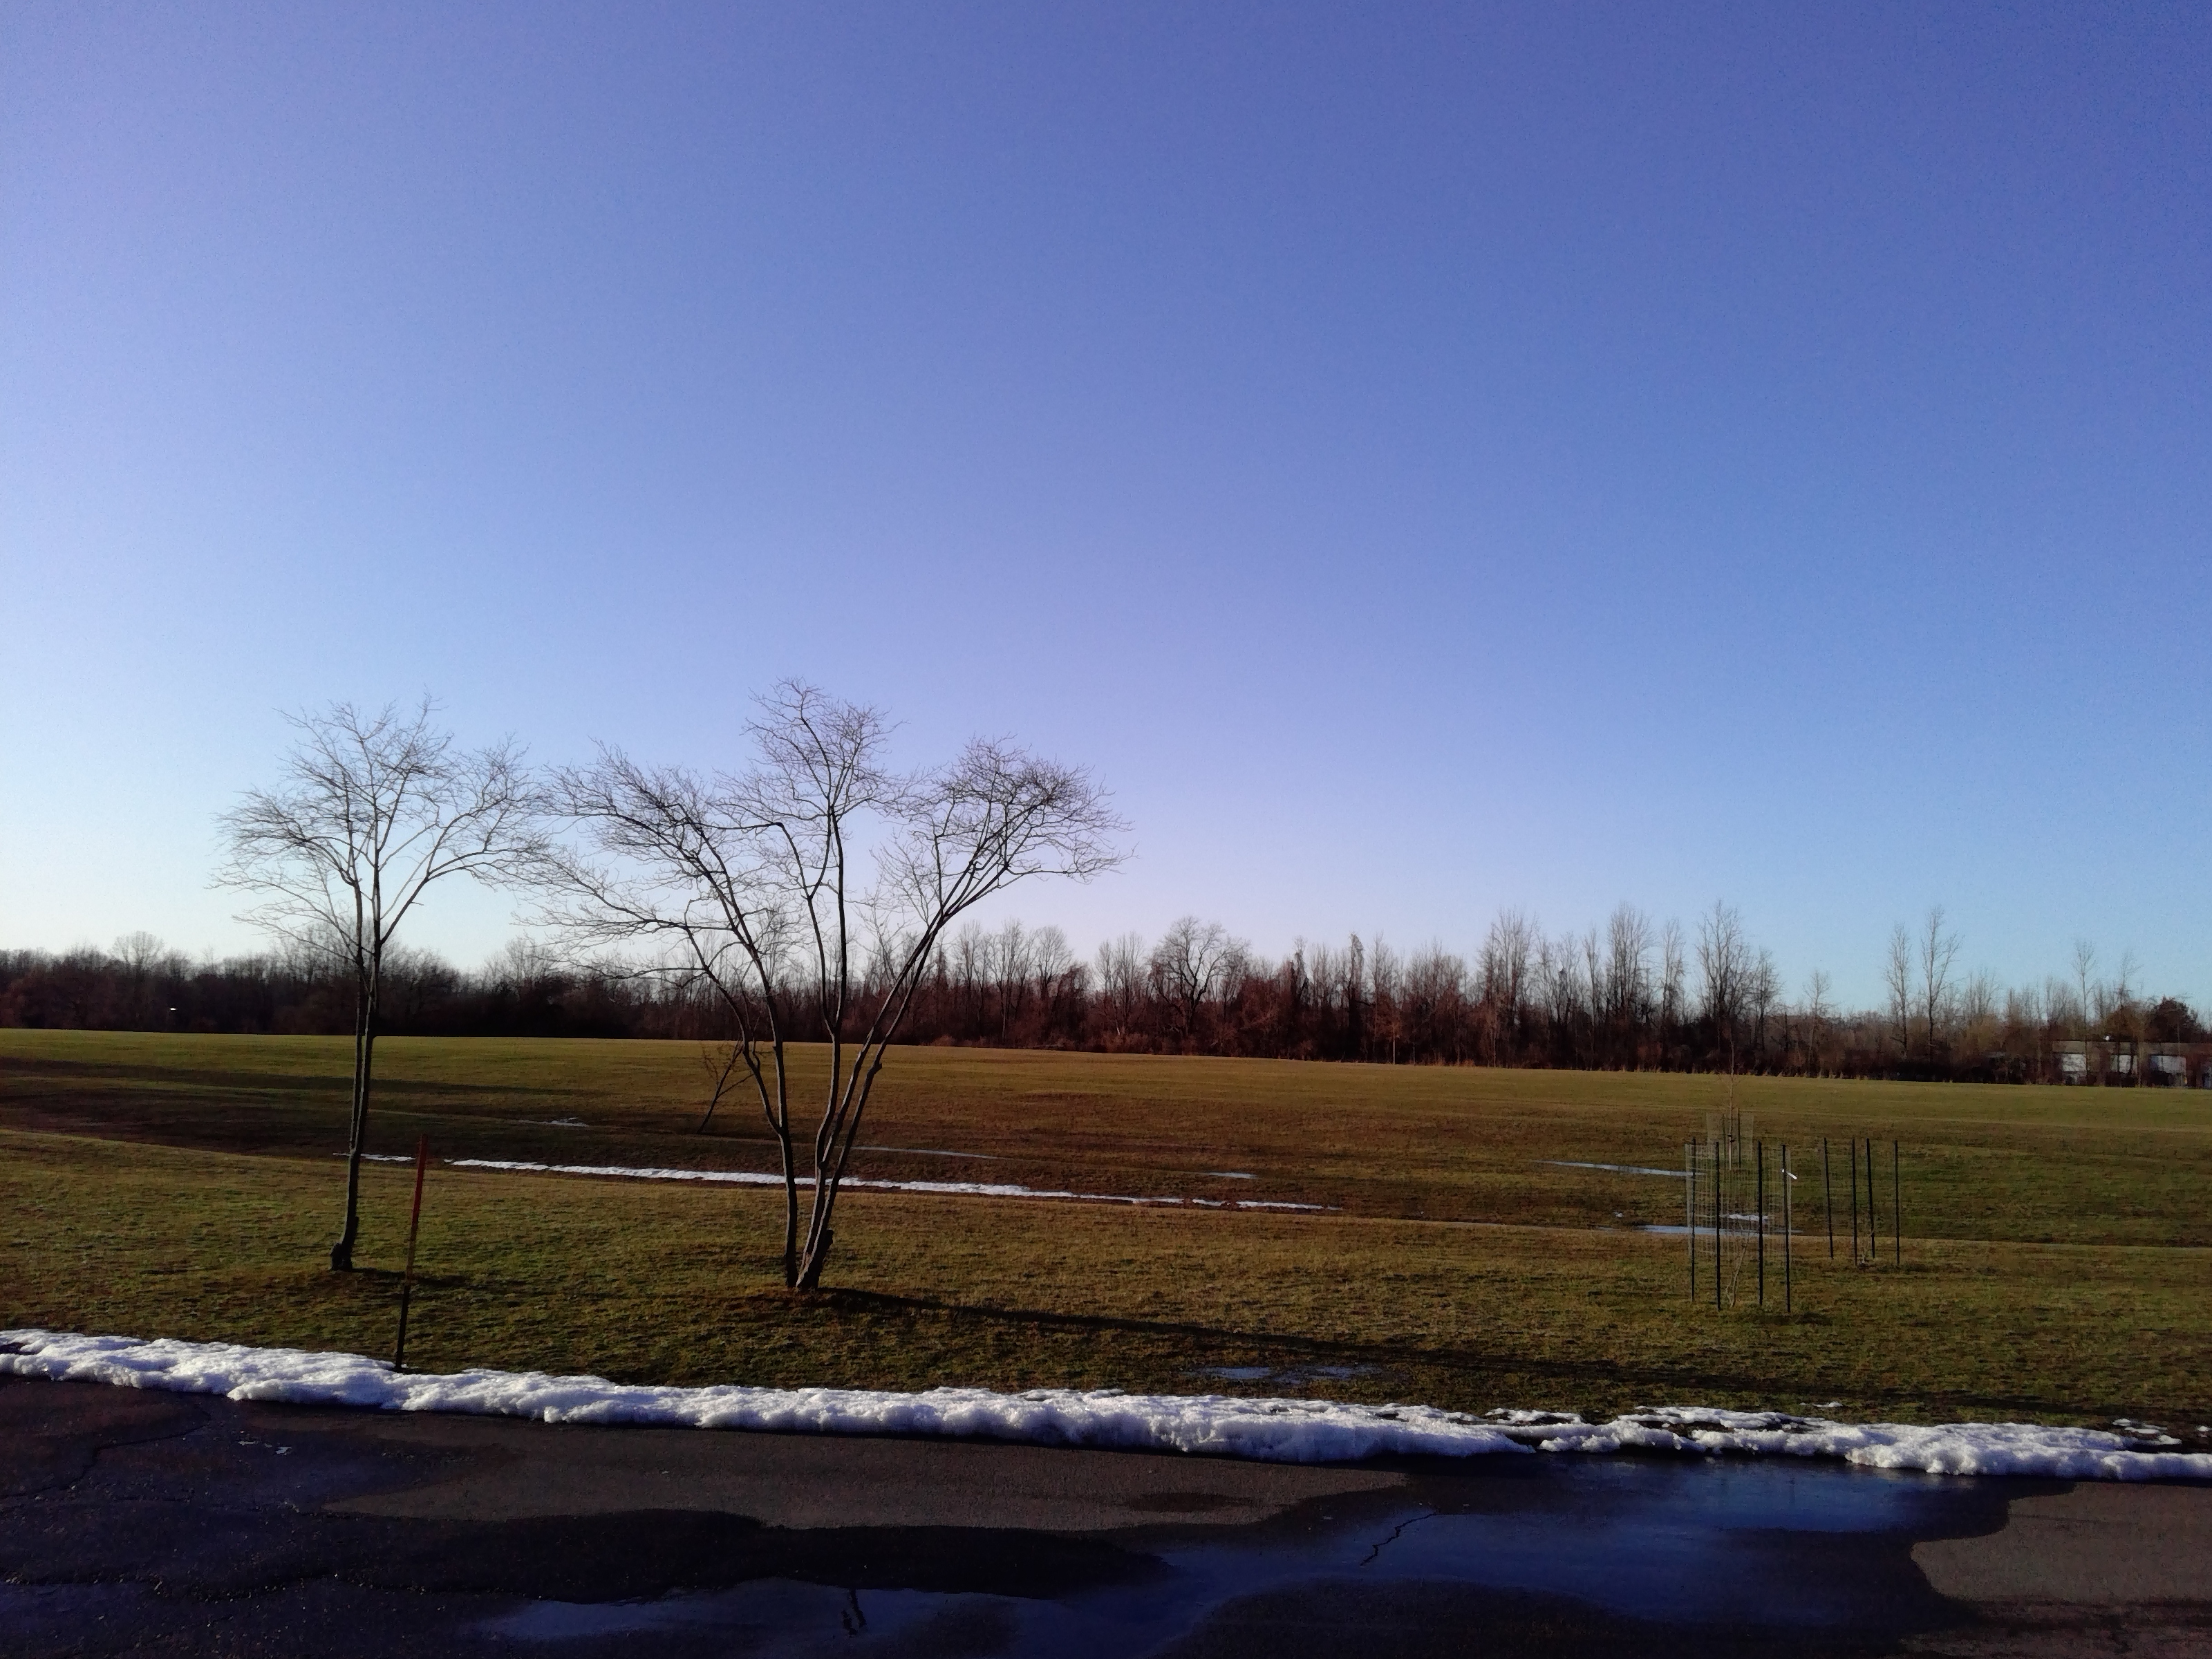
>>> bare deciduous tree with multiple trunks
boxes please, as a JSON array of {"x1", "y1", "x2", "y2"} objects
[{"x1": 536, "y1": 681, "x2": 1125, "y2": 1289}]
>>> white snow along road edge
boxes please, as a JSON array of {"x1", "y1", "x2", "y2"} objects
[{"x1": 3, "y1": 1329, "x2": 2208, "y2": 1479}]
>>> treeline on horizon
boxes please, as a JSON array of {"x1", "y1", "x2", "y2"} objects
[{"x1": 5, "y1": 904, "x2": 2203, "y2": 1084}]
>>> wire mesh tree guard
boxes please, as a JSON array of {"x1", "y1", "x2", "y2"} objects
[{"x1": 1685, "y1": 1123, "x2": 1901, "y2": 1311}]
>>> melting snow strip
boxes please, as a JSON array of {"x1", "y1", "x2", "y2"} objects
[
  {"x1": 442, "y1": 1159, "x2": 1329, "y2": 1211},
  {"x1": 4, "y1": 1330, "x2": 2207, "y2": 1479},
  {"x1": 1542, "y1": 1161, "x2": 1688, "y2": 1179}
]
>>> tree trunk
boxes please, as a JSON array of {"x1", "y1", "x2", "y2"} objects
[
  {"x1": 775, "y1": 1122, "x2": 798, "y2": 1287},
  {"x1": 330, "y1": 974, "x2": 379, "y2": 1271},
  {"x1": 792, "y1": 1045, "x2": 888, "y2": 1291},
  {"x1": 795, "y1": 1200, "x2": 833, "y2": 1291}
]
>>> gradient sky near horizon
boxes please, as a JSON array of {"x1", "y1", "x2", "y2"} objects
[{"x1": 4, "y1": 3, "x2": 2206, "y2": 1009}]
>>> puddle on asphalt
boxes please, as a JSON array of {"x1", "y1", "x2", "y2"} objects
[{"x1": 478, "y1": 1456, "x2": 2019, "y2": 1654}]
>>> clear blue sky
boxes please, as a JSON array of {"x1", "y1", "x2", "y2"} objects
[{"x1": 4, "y1": 3, "x2": 2206, "y2": 1009}]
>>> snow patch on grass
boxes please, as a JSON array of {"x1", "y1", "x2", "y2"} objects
[
  {"x1": 1542, "y1": 1161, "x2": 1687, "y2": 1179},
  {"x1": 444, "y1": 1159, "x2": 1329, "y2": 1211},
  {"x1": 5, "y1": 1330, "x2": 2209, "y2": 1479}
]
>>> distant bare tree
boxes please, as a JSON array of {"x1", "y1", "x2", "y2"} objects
[
  {"x1": 947, "y1": 921, "x2": 988, "y2": 1029},
  {"x1": 1604, "y1": 904, "x2": 1652, "y2": 1040},
  {"x1": 2070, "y1": 939, "x2": 2098, "y2": 1036},
  {"x1": 485, "y1": 935, "x2": 563, "y2": 991},
  {"x1": 1803, "y1": 968, "x2": 1833, "y2": 1074},
  {"x1": 2109, "y1": 948, "x2": 2141, "y2": 1026},
  {"x1": 1342, "y1": 933, "x2": 1368, "y2": 1057},
  {"x1": 2010, "y1": 982, "x2": 2053, "y2": 1075},
  {"x1": 1029, "y1": 924, "x2": 1077, "y2": 1033},
  {"x1": 1696, "y1": 901, "x2": 1751, "y2": 1069},
  {"x1": 1748, "y1": 947, "x2": 1780, "y2": 1065},
  {"x1": 1658, "y1": 919, "x2": 1687, "y2": 1049},
  {"x1": 1026, "y1": 924, "x2": 1070, "y2": 986},
  {"x1": 217, "y1": 698, "x2": 547, "y2": 1270},
  {"x1": 986, "y1": 919, "x2": 1033, "y2": 1037},
  {"x1": 1884, "y1": 924, "x2": 1915, "y2": 1059},
  {"x1": 1918, "y1": 906, "x2": 1962, "y2": 1057},
  {"x1": 1094, "y1": 932, "x2": 1147, "y2": 1043},
  {"x1": 1400, "y1": 944, "x2": 1466, "y2": 1063},
  {"x1": 542, "y1": 682, "x2": 1125, "y2": 1289},
  {"x1": 1960, "y1": 968, "x2": 2000, "y2": 1056},
  {"x1": 1539, "y1": 930, "x2": 1588, "y2": 1057},
  {"x1": 1481, "y1": 910, "x2": 1535, "y2": 1062},
  {"x1": 1150, "y1": 917, "x2": 1243, "y2": 1048},
  {"x1": 1370, "y1": 937, "x2": 1405, "y2": 1062},
  {"x1": 113, "y1": 931, "x2": 171, "y2": 1026}
]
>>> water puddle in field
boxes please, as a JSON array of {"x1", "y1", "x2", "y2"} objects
[{"x1": 477, "y1": 1457, "x2": 2024, "y2": 1653}]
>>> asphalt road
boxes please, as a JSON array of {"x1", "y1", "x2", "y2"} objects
[{"x1": 4, "y1": 1374, "x2": 2208, "y2": 1657}]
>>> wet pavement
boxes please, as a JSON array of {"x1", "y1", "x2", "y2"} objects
[{"x1": 4, "y1": 1374, "x2": 2208, "y2": 1657}]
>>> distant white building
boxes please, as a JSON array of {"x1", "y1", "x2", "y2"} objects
[{"x1": 2052, "y1": 1039, "x2": 2211, "y2": 1087}]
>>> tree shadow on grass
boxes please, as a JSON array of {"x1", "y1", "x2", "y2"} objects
[
  {"x1": 0, "y1": 1055, "x2": 606, "y2": 1101},
  {"x1": 805, "y1": 1287, "x2": 2106, "y2": 1419}
]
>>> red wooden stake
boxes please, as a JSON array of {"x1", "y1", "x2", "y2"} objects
[{"x1": 393, "y1": 1134, "x2": 429, "y2": 1371}]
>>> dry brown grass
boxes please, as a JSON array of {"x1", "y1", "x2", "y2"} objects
[{"x1": 4, "y1": 1030, "x2": 2207, "y2": 1425}]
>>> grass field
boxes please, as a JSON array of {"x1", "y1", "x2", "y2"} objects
[{"x1": 4, "y1": 1029, "x2": 2208, "y2": 1430}]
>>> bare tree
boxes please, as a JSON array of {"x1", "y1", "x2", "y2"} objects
[
  {"x1": 1603, "y1": 903, "x2": 1652, "y2": 1049},
  {"x1": 1696, "y1": 901, "x2": 1751, "y2": 1070},
  {"x1": 1400, "y1": 944, "x2": 1466, "y2": 1064},
  {"x1": 1658, "y1": 919, "x2": 1687, "y2": 1050},
  {"x1": 2110, "y1": 947, "x2": 2141, "y2": 1025},
  {"x1": 1094, "y1": 932, "x2": 1147, "y2": 1043},
  {"x1": 1884, "y1": 923, "x2": 1915, "y2": 1059},
  {"x1": 217, "y1": 699, "x2": 547, "y2": 1270},
  {"x1": 1539, "y1": 929, "x2": 1588, "y2": 1060},
  {"x1": 1480, "y1": 910, "x2": 1535, "y2": 1062},
  {"x1": 986, "y1": 919, "x2": 1033, "y2": 1038},
  {"x1": 1803, "y1": 968, "x2": 1833, "y2": 1074},
  {"x1": 1150, "y1": 917, "x2": 1242, "y2": 1049},
  {"x1": 1747, "y1": 947, "x2": 1780, "y2": 1066},
  {"x1": 1342, "y1": 933, "x2": 1368, "y2": 1058},
  {"x1": 1028, "y1": 924, "x2": 1077, "y2": 1035},
  {"x1": 113, "y1": 930, "x2": 170, "y2": 1026},
  {"x1": 1371, "y1": 937, "x2": 1405, "y2": 1062},
  {"x1": 2070, "y1": 939, "x2": 2098, "y2": 1036},
  {"x1": 1918, "y1": 905, "x2": 1962, "y2": 1058},
  {"x1": 1960, "y1": 968, "x2": 2000, "y2": 1056},
  {"x1": 542, "y1": 682, "x2": 1124, "y2": 1290}
]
